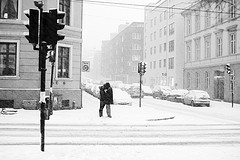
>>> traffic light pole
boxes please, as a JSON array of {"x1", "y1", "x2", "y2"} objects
[
  {"x1": 38, "y1": 5, "x2": 46, "y2": 152},
  {"x1": 139, "y1": 73, "x2": 142, "y2": 108}
]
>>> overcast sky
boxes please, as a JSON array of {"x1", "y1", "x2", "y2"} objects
[{"x1": 82, "y1": 0, "x2": 152, "y2": 52}]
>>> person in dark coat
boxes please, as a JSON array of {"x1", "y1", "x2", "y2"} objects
[
  {"x1": 104, "y1": 82, "x2": 113, "y2": 118},
  {"x1": 99, "y1": 84, "x2": 106, "y2": 117}
]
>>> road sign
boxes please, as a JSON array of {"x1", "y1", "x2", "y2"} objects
[{"x1": 82, "y1": 61, "x2": 90, "y2": 72}]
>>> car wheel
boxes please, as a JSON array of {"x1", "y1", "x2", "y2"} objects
[{"x1": 191, "y1": 101, "x2": 195, "y2": 107}]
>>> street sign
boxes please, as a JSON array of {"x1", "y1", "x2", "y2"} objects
[{"x1": 82, "y1": 61, "x2": 90, "y2": 72}]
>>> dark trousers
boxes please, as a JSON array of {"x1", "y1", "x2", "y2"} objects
[{"x1": 99, "y1": 101, "x2": 111, "y2": 117}]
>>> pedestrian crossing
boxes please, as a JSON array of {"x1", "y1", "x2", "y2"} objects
[{"x1": 1, "y1": 123, "x2": 240, "y2": 146}]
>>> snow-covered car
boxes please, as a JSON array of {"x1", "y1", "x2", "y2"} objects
[
  {"x1": 113, "y1": 88, "x2": 132, "y2": 105},
  {"x1": 142, "y1": 85, "x2": 153, "y2": 96},
  {"x1": 152, "y1": 85, "x2": 172, "y2": 99},
  {"x1": 166, "y1": 89, "x2": 188, "y2": 102},
  {"x1": 183, "y1": 90, "x2": 210, "y2": 107},
  {"x1": 127, "y1": 86, "x2": 144, "y2": 98}
]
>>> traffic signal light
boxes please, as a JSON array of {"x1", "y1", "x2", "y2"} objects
[
  {"x1": 138, "y1": 62, "x2": 141, "y2": 73},
  {"x1": 142, "y1": 62, "x2": 146, "y2": 74},
  {"x1": 24, "y1": 9, "x2": 39, "y2": 46},
  {"x1": 225, "y1": 64, "x2": 231, "y2": 74},
  {"x1": 42, "y1": 9, "x2": 65, "y2": 48}
]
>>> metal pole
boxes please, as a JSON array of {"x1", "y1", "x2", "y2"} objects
[
  {"x1": 231, "y1": 75, "x2": 234, "y2": 108},
  {"x1": 39, "y1": 6, "x2": 46, "y2": 152},
  {"x1": 139, "y1": 73, "x2": 142, "y2": 108}
]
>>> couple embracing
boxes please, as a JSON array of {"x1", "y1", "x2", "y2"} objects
[{"x1": 99, "y1": 82, "x2": 113, "y2": 118}]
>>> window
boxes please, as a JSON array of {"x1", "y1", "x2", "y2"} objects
[
  {"x1": 164, "y1": 43, "x2": 166, "y2": 51},
  {"x1": 58, "y1": 46, "x2": 70, "y2": 78},
  {"x1": 159, "y1": 13, "x2": 162, "y2": 22},
  {"x1": 0, "y1": 42, "x2": 17, "y2": 76},
  {"x1": 195, "y1": 72, "x2": 200, "y2": 89},
  {"x1": 164, "y1": 10, "x2": 167, "y2": 20},
  {"x1": 59, "y1": 0, "x2": 70, "y2": 25},
  {"x1": 150, "y1": 33, "x2": 153, "y2": 41},
  {"x1": 169, "y1": 40, "x2": 174, "y2": 52},
  {"x1": 159, "y1": 60, "x2": 161, "y2": 68},
  {"x1": 153, "y1": 61, "x2": 156, "y2": 69},
  {"x1": 195, "y1": 11, "x2": 200, "y2": 32},
  {"x1": 205, "y1": 10, "x2": 211, "y2": 28},
  {"x1": 195, "y1": 38, "x2": 201, "y2": 60},
  {"x1": 229, "y1": 0, "x2": 236, "y2": 19},
  {"x1": 154, "y1": 46, "x2": 156, "y2": 54},
  {"x1": 216, "y1": 32, "x2": 223, "y2": 57},
  {"x1": 163, "y1": 59, "x2": 166, "y2": 67},
  {"x1": 154, "y1": 31, "x2": 156, "y2": 40},
  {"x1": 150, "y1": 61, "x2": 152, "y2": 69},
  {"x1": 186, "y1": 41, "x2": 192, "y2": 62},
  {"x1": 205, "y1": 71, "x2": 210, "y2": 89},
  {"x1": 132, "y1": 33, "x2": 141, "y2": 40},
  {"x1": 216, "y1": 4, "x2": 223, "y2": 23},
  {"x1": 159, "y1": 44, "x2": 162, "y2": 53},
  {"x1": 186, "y1": 13, "x2": 191, "y2": 35},
  {"x1": 187, "y1": 72, "x2": 191, "y2": 88},
  {"x1": 132, "y1": 44, "x2": 141, "y2": 50},
  {"x1": 0, "y1": 0, "x2": 18, "y2": 19},
  {"x1": 159, "y1": 29, "x2": 162, "y2": 38},
  {"x1": 164, "y1": 26, "x2": 167, "y2": 36},
  {"x1": 169, "y1": 23, "x2": 174, "y2": 35},
  {"x1": 229, "y1": 30, "x2": 236, "y2": 54},
  {"x1": 168, "y1": 57, "x2": 174, "y2": 69},
  {"x1": 132, "y1": 55, "x2": 140, "y2": 61},
  {"x1": 204, "y1": 35, "x2": 211, "y2": 59},
  {"x1": 150, "y1": 47, "x2": 152, "y2": 55}
]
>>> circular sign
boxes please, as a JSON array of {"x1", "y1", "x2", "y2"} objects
[{"x1": 82, "y1": 64, "x2": 89, "y2": 72}]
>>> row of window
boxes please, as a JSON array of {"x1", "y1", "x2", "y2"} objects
[
  {"x1": 149, "y1": 23, "x2": 175, "y2": 42},
  {"x1": 149, "y1": 7, "x2": 175, "y2": 28},
  {"x1": 147, "y1": 40, "x2": 175, "y2": 57},
  {"x1": 0, "y1": 42, "x2": 71, "y2": 78},
  {"x1": 186, "y1": 28, "x2": 237, "y2": 62},
  {"x1": 149, "y1": 57, "x2": 174, "y2": 70},
  {"x1": 0, "y1": 0, "x2": 70, "y2": 25},
  {"x1": 186, "y1": 0, "x2": 236, "y2": 35},
  {"x1": 186, "y1": 71, "x2": 210, "y2": 89}
]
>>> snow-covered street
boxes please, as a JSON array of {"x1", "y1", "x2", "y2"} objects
[{"x1": 0, "y1": 91, "x2": 240, "y2": 160}]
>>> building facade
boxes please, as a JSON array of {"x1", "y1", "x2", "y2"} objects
[
  {"x1": 182, "y1": 0, "x2": 240, "y2": 103},
  {"x1": 101, "y1": 22, "x2": 144, "y2": 84},
  {"x1": 144, "y1": 0, "x2": 188, "y2": 89},
  {"x1": 0, "y1": 0, "x2": 83, "y2": 109}
]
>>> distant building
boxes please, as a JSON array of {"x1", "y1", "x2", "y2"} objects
[
  {"x1": 182, "y1": 0, "x2": 240, "y2": 103},
  {"x1": 144, "y1": 0, "x2": 189, "y2": 88},
  {"x1": 101, "y1": 22, "x2": 144, "y2": 84},
  {"x1": 0, "y1": 0, "x2": 83, "y2": 109}
]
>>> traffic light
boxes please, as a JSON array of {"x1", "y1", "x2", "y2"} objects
[
  {"x1": 225, "y1": 64, "x2": 231, "y2": 74},
  {"x1": 138, "y1": 62, "x2": 141, "y2": 73},
  {"x1": 42, "y1": 9, "x2": 65, "y2": 48},
  {"x1": 142, "y1": 62, "x2": 147, "y2": 74},
  {"x1": 24, "y1": 9, "x2": 39, "y2": 46}
]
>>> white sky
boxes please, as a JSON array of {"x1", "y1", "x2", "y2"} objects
[{"x1": 82, "y1": 0, "x2": 152, "y2": 52}]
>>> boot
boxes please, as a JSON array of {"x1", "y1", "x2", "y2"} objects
[{"x1": 99, "y1": 110, "x2": 103, "y2": 117}]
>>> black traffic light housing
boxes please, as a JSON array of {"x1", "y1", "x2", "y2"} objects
[
  {"x1": 24, "y1": 9, "x2": 39, "y2": 47},
  {"x1": 142, "y1": 62, "x2": 146, "y2": 74},
  {"x1": 225, "y1": 63, "x2": 231, "y2": 74},
  {"x1": 42, "y1": 9, "x2": 65, "y2": 48},
  {"x1": 138, "y1": 62, "x2": 147, "y2": 75}
]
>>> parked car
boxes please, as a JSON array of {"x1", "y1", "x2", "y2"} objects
[
  {"x1": 127, "y1": 86, "x2": 144, "y2": 98},
  {"x1": 142, "y1": 85, "x2": 153, "y2": 96},
  {"x1": 152, "y1": 85, "x2": 172, "y2": 99},
  {"x1": 183, "y1": 90, "x2": 210, "y2": 107},
  {"x1": 113, "y1": 88, "x2": 132, "y2": 105},
  {"x1": 166, "y1": 89, "x2": 188, "y2": 102}
]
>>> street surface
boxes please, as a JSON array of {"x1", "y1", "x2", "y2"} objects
[{"x1": 0, "y1": 91, "x2": 240, "y2": 160}]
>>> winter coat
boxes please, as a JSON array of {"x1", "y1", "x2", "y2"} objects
[
  {"x1": 104, "y1": 87, "x2": 113, "y2": 104},
  {"x1": 99, "y1": 85, "x2": 106, "y2": 102}
]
